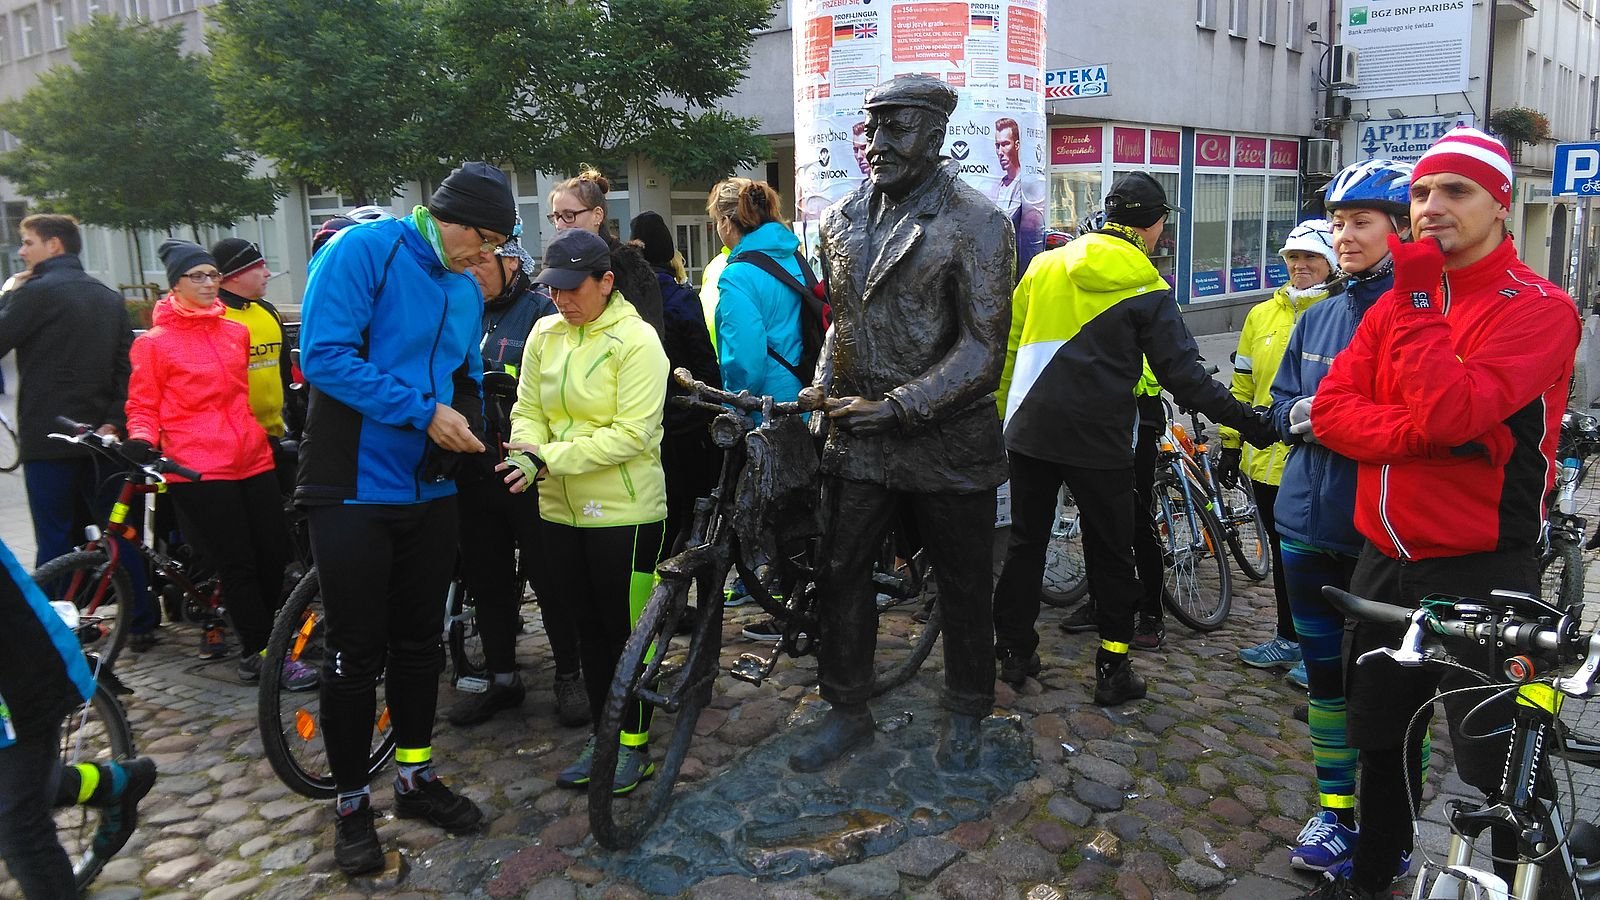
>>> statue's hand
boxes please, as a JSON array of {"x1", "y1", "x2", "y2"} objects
[
  {"x1": 827, "y1": 397, "x2": 898, "y2": 435},
  {"x1": 798, "y1": 386, "x2": 826, "y2": 412}
]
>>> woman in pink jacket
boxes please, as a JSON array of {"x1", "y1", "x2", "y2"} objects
[{"x1": 124, "y1": 240, "x2": 314, "y2": 690}]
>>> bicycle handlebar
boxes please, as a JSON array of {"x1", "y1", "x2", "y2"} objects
[
  {"x1": 1321, "y1": 585, "x2": 1600, "y2": 697},
  {"x1": 671, "y1": 367, "x2": 807, "y2": 418},
  {"x1": 49, "y1": 418, "x2": 203, "y2": 481}
]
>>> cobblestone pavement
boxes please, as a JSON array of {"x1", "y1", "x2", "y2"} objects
[{"x1": 2, "y1": 347, "x2": 1598, "y2": 899}]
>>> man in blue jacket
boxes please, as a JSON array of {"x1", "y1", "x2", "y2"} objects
[{"x1": 297, "y1": 162, "x2": 507, "y2": 875}]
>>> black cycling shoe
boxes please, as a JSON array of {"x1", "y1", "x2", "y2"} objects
[
  {"x1": 334, "y1": 800, "x2": 384, "y2": 876},
  {"x1": 394, "y1": 777, "x2": 483, "y2": 833},
  {"x1": 91, "y1": 756, "x2": 157, "y2": 862},
  {"x1": 1093, "y1": 653, "x2": 1147, "y2": 706},
  {"x1": 997, "y1": 650, "x2": 1041, "y2": 687},
  {"x1": 447, "y1": 676, "x2": 525, "y2": 727}
]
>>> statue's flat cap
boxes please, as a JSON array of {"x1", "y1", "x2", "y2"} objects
[{"x1": 863, "y1": 75, "x2": 958, "y2": 118}]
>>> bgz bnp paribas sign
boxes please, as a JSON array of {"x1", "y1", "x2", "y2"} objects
[
  {"x1": 1340, "y1": 1, "x2": 1471, "y2": 100},
  {"x1": 1356, "y1": 114, "x2": 1473, "y2": 164}
]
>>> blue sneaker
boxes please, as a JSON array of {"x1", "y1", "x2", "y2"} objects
[
  {"x1": 1239, "y1": 636, "x2": 1302, "y2": 669},
  {"x1": 724, "y1": 579, "x2": 754, "y2": 608},
  {"x1": 1327, "y1": 849, "x2": 1411, "y2": 883},
  {"x1": 1286, "y1": 660, "x2": 1309, "y2": 689},
  {"x1": 1289, "y1": 811, "x2": 1357, "y2": 871}
]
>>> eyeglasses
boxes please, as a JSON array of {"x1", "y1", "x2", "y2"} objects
[
  {"x1": 183, "y1": 271, "x2": 223, "y2": 284},
  {"x1": 546, "y1": 207, "x2": 596, "y2": 225},
  {"x1": 472, "y1": 226, "x2": 508, "y2": 255}
]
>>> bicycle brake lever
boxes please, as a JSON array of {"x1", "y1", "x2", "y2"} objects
[
  {"x1": 1555, "y1": 634, "x2": 1600, "y2": 698},
  {"x1": 1356, "y1": 608, "x2": 1430, "y2": 667}
]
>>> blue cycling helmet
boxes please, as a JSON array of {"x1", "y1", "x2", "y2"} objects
[{"x1": 1323, "y1": 159, "x2": 1413, "y2": 217}]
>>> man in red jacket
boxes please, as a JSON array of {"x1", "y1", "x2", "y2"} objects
[{"x1": 1296, "y1": 127, "x2": 1581, "y2": 899}]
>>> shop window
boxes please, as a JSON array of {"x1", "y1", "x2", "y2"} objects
[
  {"x1": 1048, "y1": 171, "x2": 1102, "y2": 234},
  {"x1": 1191, "y1": 174, "x2": 1231, "y2": 298},
  {"x1": 1263, "y1": 176, "x2": 1299, "y2": 287},
  {"x1": 1229, "y1": 175, "x2": 1265, "y2": 293},
  {"x1": 1112, "y1": 169, "x2": 1178, "y2": 285}
]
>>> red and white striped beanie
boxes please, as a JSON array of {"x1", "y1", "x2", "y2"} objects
[{"x1": 1412, "y1": 126, "x2": 1514, "y2": 208}]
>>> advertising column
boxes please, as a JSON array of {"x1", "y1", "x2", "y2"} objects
[{"x1": 791, "y1": 0, "x2": 1047, "y2": 270}]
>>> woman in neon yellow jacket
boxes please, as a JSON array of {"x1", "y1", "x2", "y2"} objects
[
  {"x1": 1219, "y1": 220, "x2": 1335, "y2": 673},
  {"x1": 502, "y1": 229, "x2": 668, "y2": 796}
]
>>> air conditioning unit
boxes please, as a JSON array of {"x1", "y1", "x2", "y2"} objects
[
  {"x1": 1305, "y1": 139, "x2": 1341, "y2": 177},
  {"x1": 1331, "y1": 45, "x2": 1360, "y2": 89}
]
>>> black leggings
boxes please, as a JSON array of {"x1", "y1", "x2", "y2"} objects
[
  {"x1": 456, "y1": 475, "x2": 580, "y2": 675},
  {"x1": 1249, "y1": 480, "x2": 1293, "y2": 641},
  {"x1": 167, "y1": 471, "x2": 289, "y2": 656},
  {"x1": 531, "y1": 520, "x2": 664, "y2": 741},
  {"x1": 310, "y1": 498, "x2": 458, "y2": 792}
]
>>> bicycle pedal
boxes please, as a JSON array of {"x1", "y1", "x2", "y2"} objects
[{"x1": 730, "y1": 653, "x2": 774, "y2": 685}]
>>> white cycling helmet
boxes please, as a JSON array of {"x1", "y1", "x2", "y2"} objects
[
  {"x1": 345, "y1": 205, "x2": 395, "y2": 222},
  {"x1": 1279, "y1": 219, "x2": 1337, "y2": 272}
]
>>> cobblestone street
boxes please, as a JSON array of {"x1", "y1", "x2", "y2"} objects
[{"x1": 2, "y1": 349, "x2": 1598, "y2": 899}]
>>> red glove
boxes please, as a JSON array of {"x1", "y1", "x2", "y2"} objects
[{"x1": 1388, "y1": 234, "x2": 1446, "y2": 310}]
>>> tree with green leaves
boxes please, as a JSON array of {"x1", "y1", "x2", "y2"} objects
[
  {"x1": 432, "y1": 0, "x2": 773, "y2": 182},
  {"x1": 207, "y1": 0, "x2": 444, "y2": 204},
  {"x1": 0, "y1": 16, "x2": 280, "y2": 250}
]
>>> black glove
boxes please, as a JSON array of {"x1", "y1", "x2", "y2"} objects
[
  {"x1": 1216, "y1": 446, "x2": 1242, "y2": 487},
  {"x1": 120, "y1": 438, "x2": 158, "y2": 465},
  {"x1": 1238, "y1": 409, "x2": 1280, "y2": 451}
]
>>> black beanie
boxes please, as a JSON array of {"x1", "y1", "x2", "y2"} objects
[
  {"x1": 158, "y1": 239, "x2": 215, "y2": 288},
  {"x1": 629, "y1": 211, "x2": 675, "y2": 268},
  {"x1": 211, "y1": 237, "x2": 264, "y2": 278},
  {"x1": 428, "y1": 161, "x2": 516, "y2": 236}
]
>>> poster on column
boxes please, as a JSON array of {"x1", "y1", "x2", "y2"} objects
[
  {"x1": 791, "y1": 0, "x2": 1048, "y2": 275},
  {"x1": 1337, "y1": 0, "x2": 1471, "y2": 100}
]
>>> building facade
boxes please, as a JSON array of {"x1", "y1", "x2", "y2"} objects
[{"x1": 0, "y1": 0, "x2": 1590, "y2": 327}]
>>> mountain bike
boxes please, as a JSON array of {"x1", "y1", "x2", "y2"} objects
[
  {"x1": 1323, "y1": 585, "x2": 1600, "y2": 899},
  {"x1": 0, "y1": 407, "x2": 18, "y2": 472},
  {"x1": 586, "y1": 370, "x2": 941, "y2": 850},
  {"x1": 1151, "y1": 411, "x2": 1235, "y2": 630},
  {"x1": 258, "y1": 561, "x2": 481, "y2": 799},
  {"x1": 1169, "y1": 402, "x2": 1271, "y2": 581},
  {"x1": 1541, "y1": 409, "x2": 1600, "y2": 612},
  {"x1": 30, "y1": 420, "x2": 204, "y2": 670}
]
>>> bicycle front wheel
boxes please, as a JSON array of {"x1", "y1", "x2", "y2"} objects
[
  {"x1": 32, "y1": 550, "x2": 132, "y2": 670},
  {"x1": 871, "y1": 546, "x2": 942, "y2": 697},
  {"x1": 589, "y1": 568, "x2": 722, "y2": 850},
  {"x1": 55, "y1": 681, "x2": 135, "y2": 891},
  {"x1": 259, "y1": 569, "x2": 396, "y2": 799},
  {"x1": 0, "y1": 412, "x2": 19, "y2": 472},
  {"x1": 445, "y1": 575, "x2": 487, "y2": 684},
  {"x1": 1155, "y1": 473, "x2": 1233, "y2": 631},
  {"x1": 1219, "y1": 478, "x2": 1271, "y2": 582},
  {"x1": 1540, "y1": 537, "x2": 1586, "y2": 614},
  {"x1": 1040, "y1": 488, "x2": 1089, "y2": 607}
]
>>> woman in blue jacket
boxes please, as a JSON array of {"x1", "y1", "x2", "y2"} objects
[
  {"x1": 1268, "y1": 158, "x2": 1414, "y2": 877},
  {"x1": 708, "y1": 178, "x2": 807, "y2": 403}
]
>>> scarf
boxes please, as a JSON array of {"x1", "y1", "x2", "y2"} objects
[
  {"x1": 411, "y1": 206, "x2": 450, "y2": 269},
  {"x1": 1098, "y1": 222, "x2": 1148, "y2": 256}
]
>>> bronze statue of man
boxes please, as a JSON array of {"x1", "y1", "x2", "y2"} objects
[{"x1": 791, "y1": 75, "x2": 1014, "y2": 772}]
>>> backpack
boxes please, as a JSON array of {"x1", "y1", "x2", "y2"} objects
[{"x1": 729, "y1": 250, "x2": 828, "y2": 386}]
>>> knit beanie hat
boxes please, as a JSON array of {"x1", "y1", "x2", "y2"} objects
[
  {"x1": 1413, "y1": 126, "x2": 1514, "y2": 208},
  {"x1": 158, "y1": 239, "x2": 215, "y2": 288},
  {"x1": 1278, "y1": 219, "x2": 1337, "y2": 272},
  {"x1": 211, "y1": 237, "x2": 265, "y2": 279},
  {"x1": 629, "y1": 211, "x2": 676, "y2": 268},
  {"x1": 428, "y1": 161, "x2": 517, "y2": 236}
]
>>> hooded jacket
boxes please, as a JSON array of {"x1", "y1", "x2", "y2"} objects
[
  {"x1": 125, "y1": 296, "x2": 273, "y2": 483},
  {"x1": 1000, "y1": 231, "x2": 1255, "y2": 469},
  {"x1": 296, "y1": 216, "x2": 484, "y2": 505},
  {"x1": 510, "y1": 294, "x2": 669, "y2": 527},
  {"x1": 1314, "y1": 238, "x2": 1580, "y2": 560},
  {"x1": 1268, "y1": 270, "x2": 1392, "y2": 555},
  {"x1": 1217, "y1": 283, "x2": 1327, "y2": 485},
  {"x1": 653, "y1": 267, "x2": 722, "y2": 436},
  {"x1": 0, "y1": 254, "x2": 130, "y2": 461},
  {"x1": 715, "y1": 221, "x2": 808, "y2": 403}
]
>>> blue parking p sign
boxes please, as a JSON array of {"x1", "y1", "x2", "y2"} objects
[{"x1": 1554, "y1": 142, "x2": 1600, "y2": 196}]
